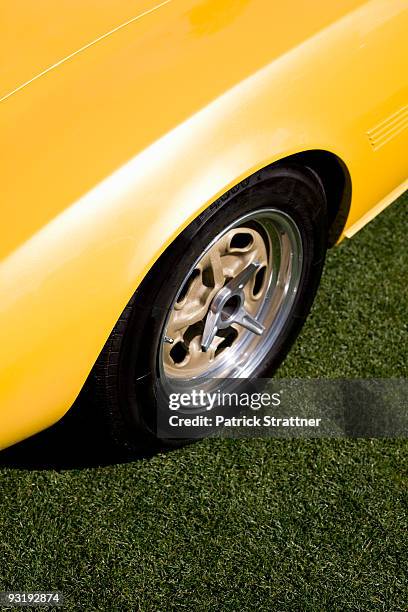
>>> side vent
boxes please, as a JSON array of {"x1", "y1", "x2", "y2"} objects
[{"x1": 367, "y1": 105, "x2": 408, "y2": 151}]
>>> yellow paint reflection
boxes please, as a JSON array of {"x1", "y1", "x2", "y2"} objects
[{"x1": 189, "y1": 0, "x2": 250, "y2": 36}]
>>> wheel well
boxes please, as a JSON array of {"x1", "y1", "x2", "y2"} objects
[{"x1": 276, "y1": 150, "x2": 352, "y2": 246}]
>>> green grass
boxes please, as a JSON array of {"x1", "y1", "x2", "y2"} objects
[{"x1": 0, "y1": 193, "x2": 407, "y2": 611}]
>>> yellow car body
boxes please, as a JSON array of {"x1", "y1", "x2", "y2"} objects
[{"x1": 0, "y1": 0, "x2": 407, "y2": 449}]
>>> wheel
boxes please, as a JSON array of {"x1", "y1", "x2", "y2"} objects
[{"x1": 91, "y1": 163, "x2": 328, "y2": 450}]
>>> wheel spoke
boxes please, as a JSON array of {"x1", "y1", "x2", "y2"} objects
[
  {"x1": 233, "y1": 307, "x2": 265, "y2": 335},
  {"x1": 201, "y1": 309, "x2": 220, "y2": 352},
  {"x1": 224, "y1": 261, "x2": 260, "y2": 293},
  {"x1": 206, "y1": 335, "x2": 227, "y2": 361},
  {"x1": 208, "y1": 247, "x2": 225, "y2": 288}
]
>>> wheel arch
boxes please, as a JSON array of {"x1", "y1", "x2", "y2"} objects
[{"x1": 273, "y1": 149, "x2": 352, "y2": 247}]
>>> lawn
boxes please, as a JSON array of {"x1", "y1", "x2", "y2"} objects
[{"x1": 0, "y1": 193, "x2": 407, "y2": 611}]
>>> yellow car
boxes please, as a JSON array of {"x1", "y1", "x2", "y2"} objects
[{"x1": 1, "y1": 0, "x2": 407, "y2": 451}]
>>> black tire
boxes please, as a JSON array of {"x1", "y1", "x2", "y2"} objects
[{"x1": 91, "y1": 163, "x2": 328, "y2": 451}]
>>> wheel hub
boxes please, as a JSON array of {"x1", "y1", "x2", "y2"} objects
[{"x1": 201, "y1": 262, "x2": 265, "y2": 352}]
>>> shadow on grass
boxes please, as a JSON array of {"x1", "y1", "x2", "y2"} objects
[{"x1": 0, "y1": 387, "x2": 158, "y2": 471}]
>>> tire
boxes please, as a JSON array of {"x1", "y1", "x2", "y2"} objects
[{"x1": 91, "y1": 163, "x2": 328, "y2": 451}]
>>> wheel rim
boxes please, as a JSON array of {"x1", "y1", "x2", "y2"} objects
[{"x1": 159, "y1": 208, "x2": 303, "y2": 381}]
